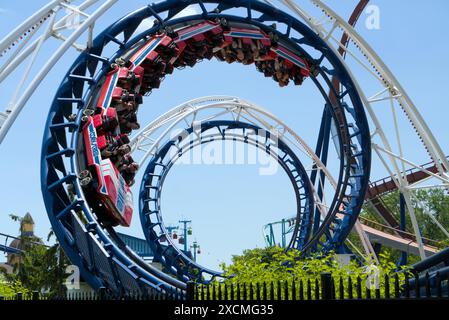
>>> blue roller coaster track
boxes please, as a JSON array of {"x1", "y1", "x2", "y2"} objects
[
  {"x1": 0, "y1": 233, "x2": 21, "y2": 255},
  {"x1": 139, "y1": 120, "x2": 315, "y2": 282},
  {"x1": 0, "y1": 245, "x2": 22, "y2": 255},
  {"x1": 40, "y1": 0, "x2": 372, "y2": 295},
  {"x1": 0, "y1": 232, "x2": 47, "y2": 255}
]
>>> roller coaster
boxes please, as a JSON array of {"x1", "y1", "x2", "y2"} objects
[{"x1": 1, "y1": 0, "x2": 448, "y2": 297}]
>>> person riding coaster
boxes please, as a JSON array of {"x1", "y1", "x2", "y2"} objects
[
  {"x1": 79, "y1": 19, "x2": 311, "y2": 229},
  {"x1": 117, "y1": 154, "x2": 139, "y2": 186},
  {"x1": 118, "y1": 111, "x2": 140, "y2": 134}
]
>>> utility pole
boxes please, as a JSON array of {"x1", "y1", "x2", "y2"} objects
[
  {"x1": 190, "y1": 241, "x2": 201, "y2": 262},
  {"x1": 179, "y1": 220, "x2": 192, "y2": 252},
  {"x1": 281, "y1": 218, "x2": 286, "y2": 248}
]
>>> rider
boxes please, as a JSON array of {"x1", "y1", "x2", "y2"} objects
[
  {"x1": 118, "y1": 155, "x2": 139, "y2": 186},
  {"x1": 101, "y1": 134, "x2": 130, "y2": 158},
  {"x1": 119, "y1": 111, "x2": 140, "y2": 134}
]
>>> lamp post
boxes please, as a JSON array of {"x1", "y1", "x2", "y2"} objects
[{"x1": 190, "y1": 241, "x2": 201, "y2": 262}]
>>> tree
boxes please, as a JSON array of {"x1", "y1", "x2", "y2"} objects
[
  {"x1": 0, "y1": 273, "x2": 30, "y2": 299},
  {"x1": 2, "y1": 213, "x2": 70, "y2": 298},
  {"x1": 218, "y1": 247, "x2": 407, "y2": 299},
  {"x1": 362, "y1": 189, "x2": 449, "y2": 242},
  {"x1": 13, "y1": 242, "x2": 69, "y2": 297},
  {"x1": 358, "y1": 189, "x2": 449, "y2": 262}
]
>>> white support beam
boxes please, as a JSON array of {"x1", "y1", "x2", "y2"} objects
[
  {"x1": 0, "y1": 0, "x2": 101, "y2": 82},
  {"x1": 401, "y1": 188, "x2": 426, "y2": 259},
  {"x1": 311, "y1": 0, "x2": 449, "y2": 175},
  {"x1": 0, "y1": 0, "x2": 118, "y2": 145},
  {"x1": 0, "y1": 0, "x2": 72, "y2": 54}
]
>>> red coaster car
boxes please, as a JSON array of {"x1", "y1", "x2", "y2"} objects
[{"x1": 81, "y1": 116, "x2": 133, "y2": 227}]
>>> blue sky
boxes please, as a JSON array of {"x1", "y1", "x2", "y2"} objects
[{"x1": 0, "y1": 0, "x2": 449, "y2": 271}]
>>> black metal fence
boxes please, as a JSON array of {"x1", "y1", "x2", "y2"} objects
[
  {"x1": 190, "y1": 272, "x2": 449, "y2": 300},
  {"x1": 1, "y1": 272, "x2": 448, "y2": 301},
  {"x1": 0, "y1": 287, "x2": 187, "y2": 301}
]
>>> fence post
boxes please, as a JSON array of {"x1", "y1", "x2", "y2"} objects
[
  {"x1": 394, "y1": 274, "x2": 400, "y2": 298},
  {"x1": 32, "y1": 291, "x2": 40, "y2": 301},
  {"x1": 414, "y1": 273, "x2": 420, "y2": 299},
  {"x1": 436, "y1": 272, "x2": 442, "y2": 298},
  {"x1": 315, "y1": 278, "x2": 320, "y2": 300},
  {"x1": 306, "y1": 279, "x2": 312, "y2": 300},
  {"x1": 347, "y1": 276, "x2": 353, "y2": 299},
  {"x1": 284, "y1": 281, "x2": 289, "y2": 301},
  {"x1": 98, "y1": 287, "x2": 106, "y2": 300},
  {"x1": 186, "y1": 281, "x2": 195, "y2": 301},
  {"x1": 356, "y1": 276, "x2": 362, "y2": 299},
  {"x1": 256, "y1": 283, "x2": 261, "y2": 301},
  {"x1": 404, "y1": 273, "x2": 410, "y2": 298},
  {"x1": 384, "y1": 274, "x2": 390, "y2": 299},
  {"x1": 321, "y1": 272, "x2": 333, "y2": 300},
  {"x1": 237, "y1": 283, "x2": 241, "y2": 300},
  {"x1": 375, "y1": 288, "x2": 381, "y2": 299},
  {"x1": 16, "y1": 292, "x2": 23, "y2": 301},
  {"x1": 175, "y1": 287, "x2": 179, "y2": 301},
  {"x1": 424, "y1": 273, "x2": 431, "y2": 298},
  {"x1": 339, "y1": 277, "x2": 344, "y2": 300},
  {"x1": 447, "y1": 273, "x2": 449, "y2": 298},
  {"x1": 365, "y1": 286, "x2": 371, "y2": 299},
  {"x1": 0, "y1": 296, "x2": 4, "y2": 301},
  {"x1": 200, "y1": 284, "x2": 205, "y2": 301},
  {"x1": 230, "y1": 283, "x2": 234, "y2": 301}
]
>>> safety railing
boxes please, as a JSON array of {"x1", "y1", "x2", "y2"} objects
[{"x1": 189, "y1": 272, "x2": 449, "y2": 300}]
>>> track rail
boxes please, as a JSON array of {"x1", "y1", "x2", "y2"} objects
[
  {"x1": 0, "y1": 0, "x2": 442, "y2": 294},
  {"x1": 140, "y1": 120, "x2": 314, "y2": 282},
  {"x1": 367, "y1": 157, "x2": 448, "y2": 199},
  {"x1": 40, "y1": 0, "x2": 370, "y2": 292},
  {"x1": 0, "y1": 232, "x2": 48, "y2": 254}
]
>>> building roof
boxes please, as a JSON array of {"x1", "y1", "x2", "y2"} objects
[{"x1": 22, "y1": 212, "x2": 34, "y2": 225}]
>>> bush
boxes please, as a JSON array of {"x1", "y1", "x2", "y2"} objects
[
  {"x1": 0, "y1": 274, "x2": 30, "y2": 299},
  {"x1": 217, "y1": 247, "x2": 409, "y2": 299}
]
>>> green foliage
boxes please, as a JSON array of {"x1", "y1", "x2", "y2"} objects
[
  {"x1": 413, "y1": 189, "x2": 449, "y2": 242},
  {"x1": 12, "y1": 243, "x2": 69, "y2": 298},
  {"x1": 360, "y1": 189, "x2": 449, "y2": 261},
  {"x1": 215, "y1": 247, "x2": 410, "y2": 299},
  {"x1": 0, "y1": 273, "x2": 30, "y2": 299},
  {"x1": 3, "y1": 214, "x2": 70, "y2": 298},
  {"x1": 362, "y1": 189, "x2": 449, "y2": 244}
]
